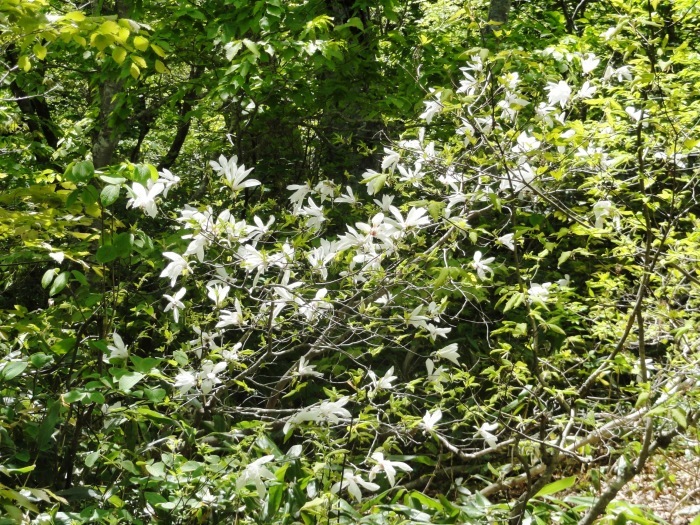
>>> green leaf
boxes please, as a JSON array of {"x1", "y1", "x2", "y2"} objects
[
  {"x1": 133, "y1": 35, "x2": 149, "y2": 51},
  {"x1": 72, "y1": 161, "x2": 95, "y2": 183},
  {"x1": 242, "y1": 38, "x2": 260, "y2": 59},
  {"x1": 155, "y1": 59, "x2": 166, "y2": 73},
  {"x1": 33, "y1": 43, "x2": 47, "y2": 60},
  {"x1": 100, "y1": 184, "x2": 121, "y2": 206},
  {"x1": 96, "y1": 244, "x2": 118, "y2": 264},
  {"x1": 49, "y1": 272, "x2": 69, "y2": 296},
  {"x1": 113, "y1": 232, "x2": 134, "y2": 258},
  {"x1": 112, "y1": 46, "x2": 127, "y2": 64},
  {"x1": 41, "y1": 269, "x2": 56, "y2": 289},
  {"x1": 671, "y1": 408, "x2": 687, "y2": 429},
  {"x1": 534, "y1": 476, "x2": 576, "y2": 497},
  {"x1": 37, "y1": 400, "x2": 61, "y2": 451},
  {"x1": 118, "y1": 371, "x2": 144, "y2": 392},
  {"x1": 85, "y1": 451, "x2": 99, "y2": 468},
  {"x1": 1, "y1": 361, "x2": 28, "y2": 381}
]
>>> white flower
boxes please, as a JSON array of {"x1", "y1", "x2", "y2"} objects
[
  {"x1": 126, "y1": 180, "x2": 164, "y2": 217},
  {"x1": 210, "y1": 154, "x2": 260, "y2": 191},
  {"x1": 369, "y1": 452, "x2": 412, "y2": 487},
  {"x1": 314, "y1": 180, "x2": 336, "y2": 202},
  {"x1": 477, "y1": 422, "x2": 499, "y2": 449},
  {"x1": 593, "y1": 200, "x2": 614, "y2": 228},
  {"x1": 362, "y1": 169, "x2": 386, "y2": 195},
  {"x1": 434, "y1": 343, "x2": 460, "y2": 366},
  {"x1": 472, "y1": 251, "x2": 495, "y2": 281},
  {"x1": 419, "y1": 89, "x2": 442, "y2": 123},
  {"x1": 397, "y1": 160, "x2": 424, "y2": 187},
  {"x1": 381, "y1": 148, "x2": 401, "y2": 172},
  {"x1": 368, "y1": 366, "x2": 397, "y2": 391},
  {"x1": 163, "y1": 287, "x2": 186, "y2": 323},
  {"x1": 331, "y1": 469, "x2": 380, "y2": 502},
  {"x1": 335, "y1": 186, "x2": 358, "y2": 205},
  {"x1": 422, "y1": 408, "x2": 442, "y2": 431},
  {"x1": 216, "y1": 298, "x2": 246, "y2": 328},
  {"x1": 577, "y1": 80, "x2": 597, "y2": 100},
  {"x1": 497, "y1": 233, "x2": 515, "y2": 251},
  {"x1": 296, "y1": 356, "x2": 323, "y2": 378},
  {"x1": 500, "y1": 163, "x2": 536, "y2": 194},
  {"x1": 545, "y1": 80, "x2": 572, "y2": 109},
  {"x1": 580, "y1": 53, "x2": 600, "y2": 74},
  {"x1": 513, "y1": 131, "x2": 541, "y2": 153},
  {"x1": 625, "y1": 106, "x2": 646, "y2": 122},
  {"x1": 173, "y1": 370, "x2": 196, "y2": 395},
  {"x1": 425, "y1": 323, "x2": 451, "y2": 341},
  {"x1": 157, "y1": 168, "x2": 180, "y2": 198},
  {"x1": 287, "y1": 182, "x2": 312, "y2": 213},
  {"x1": 373, "y1": 194, "x2": 395, "y2": 211},
  {"x1": 207, "y1": 283, "x2": 230, "y2": 308},
  {"x1": 283, "y1": 397, "x2": 351, "y2": 434},
  {"x1": 557, "y1": 274, "x2": 571, "y2": 288},
  {"x1": 388, "y1": 206, "x2": 431, "y2": 231},
  {"x1": 407, "y1": 305, "x2": 429, "y2": 330},
  {"x1": 236, "y1": 455, "x2": 276, "y2": 499},
  {"x1": 198, "y1": 360, "x2": 227, "y2": 394},
  {"x1": 425, "y1": 359, "x2": 448, "y2": 385},
  {"x1": 299, "y1": 198, "x2": 326, "y2": 231},
  {"x1": 160, "y1": 252, "x2": 191, "y2": 288},
  {"x1": 105, "y1": 332, "x2": 128, "y2": 362},
  {"x1": 528, "y1": 282, "x2": 552, "y2": 304}
]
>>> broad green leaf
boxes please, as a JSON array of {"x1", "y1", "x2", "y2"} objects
[
  {"x1": 85, "y1": 451, "x2": 99, "y2": 468},
  {"x1": 242, "y1": 38, "x2": 260, "y2": 59},
  {"x1": 1, "y1": 361, "x2": 28, "y2": 381},
  {"x1": 100, "y1": 184, "x2": 120, "y2": 206},
  {"x1": 133, "y1": 35, "x2": 149, "y2": 51},
  {"x1": 33, "y1": 43, "x2": 47, "y2": 60},
  {"x1": 18, "y1": 55, "x2": 30, "y2": 71},
  {"x1": 41, "y1": 269, "x2": 56, "y2": 289},
  {"x1": 155, "y1": 59, "x2": 166, "y2": 73},
  {"x1": 72, "y1": 161, "x2": 95, "y2": 183},
  {"x1": 37, "y1": 400, "x2": 61, "y2": 451},
  {"x1": 112, "y1": 46, "x2": 127, "y2": 64},
  {"x1": 150, "y1": 43, "x2": 166, "y2": 57},
  {"x1": 49, "y1": 272, "x2": 69, "y2": 296},
  {"x1": 130, "y1": 63, "x2": 140, "y2": 79},
  {"x1": 118, "y1": 371, "x2": 144, "y2": 392},
  {"x1": 534, "y1": 476, "x2": 576, "y2": 497}
]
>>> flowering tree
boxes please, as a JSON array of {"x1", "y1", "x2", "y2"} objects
[{"x1": 1, "y1": 0, "x2": 700, "y2": 523}]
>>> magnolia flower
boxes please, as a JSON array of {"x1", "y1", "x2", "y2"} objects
[
  {"x1": 296, "y1": 356, "x2": 323, "y2": 378},
  {"x1": 546, "y1": 80, "x2": 572, "y2": 108},
  {"x1": 283, "y1": 397, "x2": 352, "y2": 434},
  {"x1": 593, "y1": 200, "x2": 614, "y2": 228},
  {"x1": 335, "y1": 186, "x2": 358, "y2": 205},
  {"x1": 369, "y1": 452, "x2": 412, "y2": 487},
  {"x1": 367, "y1": 366, "x2": 397, "y2": 391},
  {"x1": 472, "y1": 251, "x2": 495, "y2": 280},
  {"x1": 434, "y1": 343, "x2": 460, "y2": 366},
  {"x1": 173, "y1": 370, "x2": 196, "y2": 395},
  {"x1": 381, "y1": 147, "x2": 400, "y2": 172},
  {"x1": 625, "y1": 106, "x2": 646, "y2": 122},
  {"x1": 314, "y1": 180, "x2": 336, "y2": 202},
  {"x1": 373, "y1": 194, "x2": 394, "y2": 212},
  {"x1": 210, "y1": 154, "x2": 260, "y2": 191},
  {"x1": 425, "y1": 323, "x2": 451, "y2": 341},
  {"x1": 422, "y1": 408, "x2": 442, "y2": 431},
  {"x1": 513, "y1": 131, "x2": 541, "y2": 153},
  {"x1": 157, "y1": 168, "x2": 180, "y2": 198},
  {"x1": 577, "y1": 80, "x2": 597, "y2": 100},
  {"x1": 163, "y1": 287, "x2": 186, "y2": 323},
  {"x1": 126, "y1": 180, "x2": 164, "y2": 217},
  {"x1": 557, "y1": 274, "x2": 571, "y2": 288},
  {"x1": 407, "y1": 305, "x2": 430, "y2": 330},
  {"x1": 580, "y1": 53, "x2": 600, "y2": 74},
  {"x1": 362, "y1": 169, "x2": 386, "y2": 195},
  {"x1": 388, "y1": 206, "x2": 431, "y2": 231},
  {"x1": 497, "y1": 233, "x2": 515, "y2": 251},
  {"x1": 419, "y1": 89, "x2": 442, "y2": 123},
  {"x1": 160, "y1": 252, "x2": 190, "y2": 288},
  {"x1": 199, "y1": 360, "x2": 227, "y2": 394},
  {"x1": 105, "y1": 332, "x2": 128, "y2": 362},
  {"x1": 528, "y1": 282, "x2": 552, "y2": 304},
  {"x1": 236, "y1": 455, "x2": 276, "y2": 499},
  {"x1": 425, "y1": 359, "x2": 448, "y2": 385},
  {"x1": 299, "y1": 198, "x2": 326, "y2": 231},
  {"x1": 331, "y1": 469, "x2": 380, "y2": 502},
  {"x1": 287, "y1": 182, "x2": 312, "y2": 213},
  {"x1": 207, "y1": 283, "x2": 230, "y2": 308},
  {"x1": 477, "y1": 422, "x2": 499, "y2": 449},
  {"x1": 216, "y1": 298, "x2": 246, "y2": 328}
]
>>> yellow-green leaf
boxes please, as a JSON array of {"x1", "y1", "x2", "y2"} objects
[
  {"x1": 154, "y1": 59, "x2": 166, "y2": 74},
  {"x1": 150, "y1": 43, "x2": 166, "y2": 57},
  {"x1": 131, "y1": 55, "x2": 146, "y2": 69},
  {"x1": 18, "y1": 55, "x2": 30, "y2": 71},
  {"x1": 130, "y1": 63, "x2": 140, "y2": 79},
  {"x1": 64, "y1": 11, "x2": 86, "y2": 22},
  {"x1": 33, "y1": 43, "x2": 47, "y2": 60},
  {"x1": 133, "y1": 35, "x2": 149, "y2": 52},
  {"x1": 112, "y1": 47, "x2": 126, "y2": 64}
]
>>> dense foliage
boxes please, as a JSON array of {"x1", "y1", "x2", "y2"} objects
[{"x1": 1, "y1": 0, "x2": 700, "y2": 523}]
